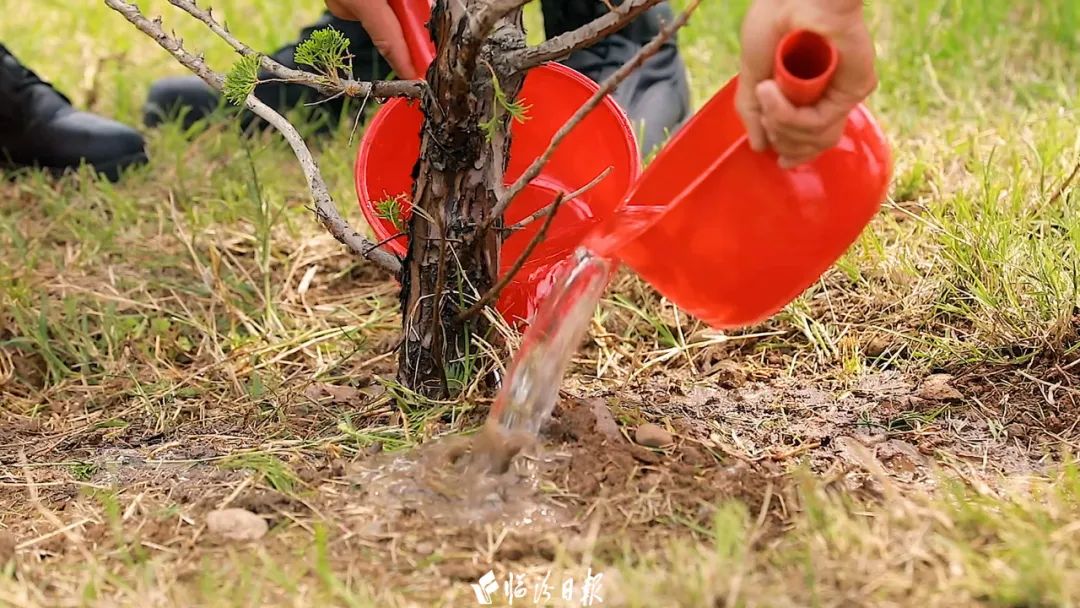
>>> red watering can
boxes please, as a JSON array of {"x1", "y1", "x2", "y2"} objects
[
  {"x1": 587, "y1": 30, "x2": 892, "y2": 328},
  {"x1": 355, "y1": 1, "x2": 892, "y2": 329}
]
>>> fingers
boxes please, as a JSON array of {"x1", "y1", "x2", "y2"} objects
[
  {"x1": 755, "y1": 79, "x2": 848, "y2": 168},
  {"x1": 736, "y1": 0, "x2": 877, "y2": 169},
  {"x1": 352, "y1": 1, "x2": 420, "y2": 79},
  {"x1": 326, "y1": 0, "x2": 420, "y2": 79},
  {"x1": 736, "y1": 1, "x2": 784, "y2": 153},
  {"x1": 735, "y1": 80, "x2": 769, "y2": 152}
]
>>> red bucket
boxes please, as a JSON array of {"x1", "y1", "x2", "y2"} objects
[{"x1": 355, "y1": 62, "x2": 641, "y2": 324}]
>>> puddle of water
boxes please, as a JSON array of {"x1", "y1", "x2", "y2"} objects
[{"x1": 349, "y1": 436, "x2": 568, "y2": 532}]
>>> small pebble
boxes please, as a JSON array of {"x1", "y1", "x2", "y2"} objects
[
  {"x1": 915, "y1": 374, "x2": 963, "y2": 401},
  {"x1": 588, "y1": 399, "x2": 623, "y2": 443},
  {"x1": 206, "y1": 508, "x2": 268, "y2": 542},
  {"x1": 635, "y1": 423, "x2": 673, "y2": 448},
  {"x1": 863, "y1": 334, "x2": 891, "y2": 357}
]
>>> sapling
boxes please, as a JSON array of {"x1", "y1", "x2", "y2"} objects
[{"x1": 105, "y1": 0, "x2": 698, "y2": 399}]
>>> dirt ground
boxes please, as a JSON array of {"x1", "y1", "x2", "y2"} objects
[
  {"x1": 2, "y1": 0, "x2": 1079, "y2": 605},
  {"x1": 4, "y1": 357, "x2": 1077, "y2": 605}
]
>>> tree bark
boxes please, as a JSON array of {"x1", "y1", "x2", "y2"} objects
[{"x1": 398, "y1": 2, "x2": 526, "y2": 398}]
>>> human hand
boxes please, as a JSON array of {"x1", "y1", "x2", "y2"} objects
[
  {"x1": 325, "y1": 0, "x2": 421, "y2": 79},
  {"x1": 735, "y1": 0, "x2": 877, "y2": 168}
]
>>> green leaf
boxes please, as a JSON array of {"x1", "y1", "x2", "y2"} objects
[
  {"x1": 223, "y1": 54, "x2": 261, "y2": 106},
  {"x1": 375, "y1": 194, "x2": 407, "y2": 232},
  {"x1": 294, "y1": 28, "x2": 351, "y2": 76},
  {"x1": 479, "y1": 70, "x2": 531, "y2": 142}
]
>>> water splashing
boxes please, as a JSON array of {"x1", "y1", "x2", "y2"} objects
[
  {"x1": 490, "y1": 247, "x2": 614, "y2": 436},
  {"x1": 469, "y1": 206, "x2": 666, "y2": 472}
]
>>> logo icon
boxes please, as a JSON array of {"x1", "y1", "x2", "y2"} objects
[{"x1": 472, "y1": 570, "x2": 499, "y2": 605}]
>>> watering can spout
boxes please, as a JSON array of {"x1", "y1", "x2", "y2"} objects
[{"x1": 774, "y1": 30, "x2": 839, "y2": 107}]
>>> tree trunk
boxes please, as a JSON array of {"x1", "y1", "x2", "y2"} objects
[{"x1": 398, "y1": 3, "x2": 526, "y2": 399}]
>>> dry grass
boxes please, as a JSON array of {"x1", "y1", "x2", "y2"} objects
[{"x1": 2, "y1": 0, "x2": 1079, "y2": 606}]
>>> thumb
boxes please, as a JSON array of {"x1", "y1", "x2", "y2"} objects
[{"x1": 735, "y1": 78, "x2": 769, "y2": 152}]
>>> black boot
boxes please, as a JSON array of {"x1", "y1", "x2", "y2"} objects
[
  {"x1": 0, "y1": 44, "x2": 146, "y2": 182},
  {"x1": 144, "y1": 12, "x2": 392, "y2": 132},
  {"x1": 542, "y1": 1, "x2": 692, "y2": 157}
]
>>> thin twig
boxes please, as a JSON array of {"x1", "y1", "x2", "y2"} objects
[
  {"x1": 165, "y1": 0, "x2": 423, "y2": 99},
  {"x1": 503, "y1": 167, "x2": 612, "y2": 233},
  {"x1": 106, "y1": 0, "x2": 402, "y2": 275},
  {"x1": 472, "y1": 0, "x2": 535, "y2": 40},
  {"x1": 1045, "y1": 156, "x2": 1080, "y2": 209},
  {"x1": 508, "y1": 0, "x2": 666, "y2": 69},
  {"x1": 488, "y1": 0, "x2": 701, "y2": 230},
  {"x1": 458, "y1": 191, "x2": 569, "y2": 320},
  {"x1": 18, "y1": 450, "x2": 95, "y2": 562},
  {"x1": 365, "y1": 231, "x2": 408, "y2": 254}
]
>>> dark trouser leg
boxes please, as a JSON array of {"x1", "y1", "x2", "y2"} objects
[
  {"x1": 145, "y1": 4, "x2": 692, "y2": 155},
  {"x1": 541, "y1": 1, "x2": 692, "y2": 157}
]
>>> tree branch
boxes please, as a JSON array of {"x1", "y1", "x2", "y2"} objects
[
  {"x1": 487, "y1": 0, "x2": 700, "y2": 230},
  {"x1": 165, "y1": 0, "x2": 423, "y2": 100},
  {"x1": 472, "y1": 0, "x2": 535, "y2": 41},
  {"x1": 458, "y1": 191, "x2": 569, "y2": 321},
  {"x1": 503, "y1": 167, "x2": 612, "y2": 233},
  {"x1": 509, "y1": 0, "x2": 666, "y2": 70},
  {"x1": 105, "y1": 0, "x2": 402, "y2": 275},
  {"x1": 1044, "y1": 156, "x2": 1080, "y2": 209}
]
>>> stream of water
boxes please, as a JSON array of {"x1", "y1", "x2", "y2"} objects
[
  {"x1": 488, "y1": 247, "x2": 614, "y2": 436},
  {"x1": 478, "y1": 205, "x2": 666, "y2": 458},
  {"x1": 351, "y1": 208, "x2": 661, "y2": 523}
]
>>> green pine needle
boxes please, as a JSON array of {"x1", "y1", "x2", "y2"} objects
[
  {"x1": 223, "y1": 53, "x2": 260, "y2": 106},
  {"x1": 375, "y1": 194, "x2": 408, "y2": 232},
  {"x1": 294, "y1": 28, "x2": 351, "y2": 76},
  {"x1": 479, "y1": 71, "x2": 531, "y2": 141}
]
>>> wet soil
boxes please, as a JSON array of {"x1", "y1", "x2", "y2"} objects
[{"x1": 335, "y1": 397, "x2": 784, "y2": 583}]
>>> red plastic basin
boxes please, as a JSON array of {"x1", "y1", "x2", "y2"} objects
[{"x1": 356, "y1": 62, "x2": 641, "y2": 324}]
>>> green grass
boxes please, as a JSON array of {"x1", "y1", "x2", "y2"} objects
[
  {"x1": 220, "y1": 453, "x2": 300, "y2": 494},
  {"x1": 1, "y1": 0, "x2": 1078, "y2": 606},
  {"x1": 620, "y1": 466, "x2": 1080, "y2": 607}
]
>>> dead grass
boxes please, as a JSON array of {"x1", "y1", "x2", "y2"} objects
[{"x1": 1, "y1": 0, "x2": 1079, "y2": 606}]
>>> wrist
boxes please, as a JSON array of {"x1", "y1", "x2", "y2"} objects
[
  {"x1": 812, "y1": 0, "x2": 864, "y2": 15},
  {"x1": 787, "y1": 0, "x2": 866, "y2": 36}
]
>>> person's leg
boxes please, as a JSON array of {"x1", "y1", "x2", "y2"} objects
[
  {"x1": 144, "y1": 12, "x2": 392, "y2": 131},
  {"x1": 541, "y1": 0, "x2": 692, "y2": 157},
  {"x1": 0, "y1": 43, "x2": 146, "y2": 181}
]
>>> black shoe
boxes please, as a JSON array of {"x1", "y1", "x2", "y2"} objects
[
  {"x1": 0, "y1": 44, "x2": 147, "y2": 182},
  {"x1": 144, "y1": 12, "x2": 392, "y2": 132},
  {"x1": 542, "y1": 1, "x2": 692, "y2": 157}
]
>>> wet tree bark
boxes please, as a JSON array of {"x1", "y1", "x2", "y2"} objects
[{"x1": 398, "y1": 2, "x2": 527, "y2": 398}]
